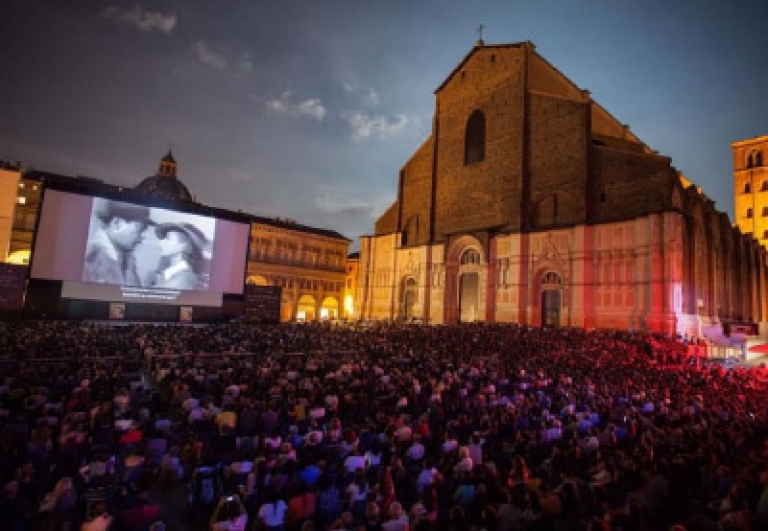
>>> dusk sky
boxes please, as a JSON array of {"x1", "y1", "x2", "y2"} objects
[{"x1": 1, "y1": 1, "x2": 767, "y2": 248}]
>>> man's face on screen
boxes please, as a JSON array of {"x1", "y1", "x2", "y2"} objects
[{"x1": 108, "y1": 218, "x2": 148, "y2": 251}]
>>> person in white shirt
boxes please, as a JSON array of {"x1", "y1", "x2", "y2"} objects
[
  {"x1": 466, "y1": 434, "x2": 484, "y2": 465},
  {"x1": 406, "y1": 436, "x2": 426, "y2": 462},
  {"x1": 416, "y1": 463, "x2": 438, "y2": 494},
  {"x1": 442, "y1": 433, "x2": 459, "y2": 455},
  {"x1": 344, "y1": 449, "x2": 367, "y2": 475},
  {"x1": 258, "y1": 492, "x2": 287, "y2": 530}
]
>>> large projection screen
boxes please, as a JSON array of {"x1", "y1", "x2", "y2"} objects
[{"x1": 31, "y1": 190, "x2": 250, "y2": 307}]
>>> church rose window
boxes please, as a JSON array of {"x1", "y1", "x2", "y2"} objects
[{"x1": 464, "y1": 110, "x2": 486, "y2": 165}]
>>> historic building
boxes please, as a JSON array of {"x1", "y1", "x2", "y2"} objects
[
  {"x1": 344, "y1": 252, "x2": 360, "y2": 319},
  {"x1": 733, "y1": 134, "x2": 768, "y2": 247},
  {"x1": 246, "y1": 220, "x2": 349, "y2": 321},
  {"x1": 0, "y1": 161, "x2": 42, "y2": 266},
  {"x1": 356, "y1": 41, "x2": 768, "y2": 336}
]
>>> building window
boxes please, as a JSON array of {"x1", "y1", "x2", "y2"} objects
[
  {"x1": 763, "y1": 207, "x2": 768, "y2": 217},
  {"x1": 762, "y1": 181, "x2": 768, "y2": 192},
  {"x1": 746, "y1": 208, "x2": 753, "y2": 218},
  {"x1": 460, "y1": 249, "x2": 481, "y2": 265},
  {"x1": 748, "y1": 150, "x2": 764, "y2": 168},
  {"x1": 16, "y1": 197, "x2": 26, "y2": 205},
  {"x1": 540, "y1": 272, "x2": 562, "y2": 285},
  {"x1": 744, "y1": 182, "x2": 752, "y2": 193},
  {"x1": 464, "y1": 110, "x2": 486, "y2": 165},
  {"x1": 763, "y1": 230, "x2": 768, "y2": 239}
]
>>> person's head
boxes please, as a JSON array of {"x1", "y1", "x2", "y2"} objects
[
  {"x1": 224, "y1": 498, "x2": 242, "y2": 521},
  {"x1": 155, "y1": 223, "x2": 209, "y2": 272},
  {"x1": 90, "y1": 501, "x2": 109, "y2": 518},
  {"x1": 97, "y1": 201, "x2": 153, "y2": 251},
  {"x1": 339, "y1": 512, "x2": 353, "y2": 528},
  {"x1": 388, "y1": 501, "x2": 404, "y2": 520},
  {"x1": 365, "y1": 502, "x2": 380, "y2": 522}
]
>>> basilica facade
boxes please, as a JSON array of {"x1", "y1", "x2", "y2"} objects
[{"x1": 356, "y1": 41, "x2": 768, "y2": 336}]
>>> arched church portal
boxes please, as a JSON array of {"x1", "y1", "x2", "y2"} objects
[
  {"x1": 401, "y1": 277, "x2": 418, "y2": 320},
  {"x1": 458, "y1": 249, "x2": 481, "y2": 322},
  {"x1": 540, "y1": 271, "x2": 563, "y2": 327}
]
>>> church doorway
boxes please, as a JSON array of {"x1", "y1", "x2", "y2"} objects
[
  {"x1": 401, "y1": 277, "x2": 417, "y2": 321},
  {"x1": 459, "y1": 273, "x2": 479, "y2": 322},
  {"x1": 541, "y1": 290, "x2": 561, "y2": 327},
  {"x1": 540, "y1": 272, "x2": 562, "y2": 327}
]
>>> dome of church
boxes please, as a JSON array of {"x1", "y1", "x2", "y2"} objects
[
  {"x1": 135, "y1": 150, "x2": 194, "y2": 202},
  {"x1": 135, "y1": 174, "x2": 193, "y2": 202}
]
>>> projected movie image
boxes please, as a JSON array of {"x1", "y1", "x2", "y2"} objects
[
  {"x1": 83, "y1": 198, "x2": 216, "y2": 291},
  {"x1": 32, "y1": 190, "x2": 250, "y2": 307}
]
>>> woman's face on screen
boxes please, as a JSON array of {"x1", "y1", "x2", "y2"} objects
[{"x1": 158, "y1": 230, "x2": 189, "y2": 258}]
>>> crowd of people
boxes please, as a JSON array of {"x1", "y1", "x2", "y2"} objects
[{"x1": 1, "y1": 320, "x2": 768, "y2": 531}]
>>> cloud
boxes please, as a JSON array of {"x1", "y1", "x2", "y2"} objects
[
  {"x1": 238, "y1": 52, "x2": 253, "y2": 74},
  {"x1": 297, "y1": 99, "x2": 326, "y2": 121},
  {"x1": 253, "y1": 92, "x2": 326, "y2": 121},
  {"x1": 340, "y1": 79, "x2": 380, "y2": 106},
  {"x1": 363, "y1": 89, "x2": 380, "y2": 107},
  {"x1": 344, "y1": 112, "x2": 409, "y2": 141},
  {"x1": 315, "y1": 194, "x2": 372, "y2": 215},
  {"x1": 102, "y1": 5, "x2": 176, "y2": 33},
  {"x1": 192, "y1": 41, "x2": 227, "y2": 69}
]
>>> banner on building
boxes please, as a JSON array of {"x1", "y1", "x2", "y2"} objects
[
  {"x1": 109, "y1": 302, "x2": 125, "y2": 320},
  {"x1": 180, "y1": 306, "x2": 194, "y2": 322},
  {"x1": 244, "y1": 284, "x2": 281, "y2": 323},
  {"x1": 0, "y1": 263, "x2": 27, "y2": 310}
]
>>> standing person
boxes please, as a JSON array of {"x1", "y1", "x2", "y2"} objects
[
  {"x1": 149, "y1": 222, "x2": 211, "y2": 290},
  {"x1": 316, "y1": 475, "x2": 341, "y2": 529},
  {"x1": 83, "y1": 200, "x2": 154, "y2": 286}
]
